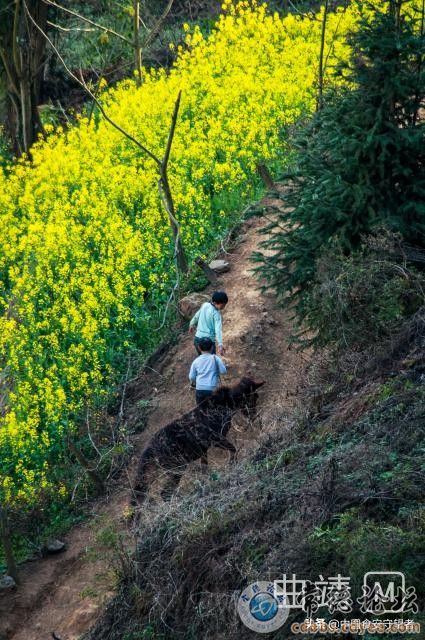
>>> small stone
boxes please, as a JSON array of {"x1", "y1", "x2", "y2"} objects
[
  {"x1": 0, "y1": 575, "x2": 16, "y2": 592},
  {"x1": 44, "y1": 539, "x2": 66, "y2": 554},
  {"x1": 267, "y1": 317, "x2": 278, "y2": 326},
  {"x1": 208, "y1": 259, "x2": 230, "y2": 274}
]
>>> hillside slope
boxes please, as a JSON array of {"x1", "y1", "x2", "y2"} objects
[
  {"x1": 1, "y1": 194, "x2": 309, "y2": 640},
  {"x1": 83, "y1": 244, "x2": 425, "y2": 638},
  {"x1": 85, "y1": 320, "x2": 425, "y2": 640}
]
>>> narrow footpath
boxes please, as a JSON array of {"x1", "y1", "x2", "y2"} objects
[{"x1": 0, "y1": 193, "x2": 309, "y2": 640}]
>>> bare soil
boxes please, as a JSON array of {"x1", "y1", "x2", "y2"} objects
[{"x1": 0, "y1": 200, "x2": 308, "y2": 640}]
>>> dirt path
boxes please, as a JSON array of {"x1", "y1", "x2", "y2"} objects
[{"x1": 0, "y1": 200, "x2": 308, "y2": 640}]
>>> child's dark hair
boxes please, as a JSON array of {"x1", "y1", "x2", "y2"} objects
[
  {"x1": 212, "y1": 291, "x2": 228, "y2": 305},
  {"x1": 199, "y1": 337, "x2": 214, "y2": 352}
]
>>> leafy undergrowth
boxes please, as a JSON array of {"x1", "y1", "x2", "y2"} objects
[{"x1": 84, "y1": 308, "x2": 425, "y2": 639}]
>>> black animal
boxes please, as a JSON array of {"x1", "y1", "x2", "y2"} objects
[{"x1": 131, "y1": 377, "x2": 265, "y2": 504}]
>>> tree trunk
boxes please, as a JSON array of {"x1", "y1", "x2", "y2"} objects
[
  {"x1": 413, "y1": 0, "x2": 425, "y2": 124},
  {"x1": 194, "y1": 257, "x2": 219, "y2": 285},
  {"x1": 316, "y1": 0, "x2": 329, "y2": 111},
  {"x1": 158, "y1": 90, "x2": 189, "y2": 274},
  {"x1": 0, "y1": 0, "x2": 48, "y2": 154},
  {"x1": 159, "y1": 168, "x2": 189, "y2": 274},
  {"x1": 0, "y1": 505, "x2": 19, "y2": 583},
  {"x1": 133, "y1": 0, "x2": 142, "y2": 86},
  {"x1": 256, "y1": 162, "x2": 275, "y2": 190}
]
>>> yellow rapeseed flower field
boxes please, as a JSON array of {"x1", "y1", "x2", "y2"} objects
[{"x1": 0, "y1": 1, "x2": 358, "y2": 507}]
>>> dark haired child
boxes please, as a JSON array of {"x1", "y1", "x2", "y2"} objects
[
  {"x1": 189, "y1": 291, "x2": 228, "y2": 356},
  {"x1": 189, "y1": 337, "x2": 227, "y2": 405}
]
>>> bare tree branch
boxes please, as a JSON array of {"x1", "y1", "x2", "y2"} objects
[
  {"x1": 317, "y1": 0, "x2": 329, "y2": 111},
  {"x1": 154, "y1": 280, "x2": 179, "y2": 331},
  {"x1": 134, "y1": 0, "x2": 142, "y2": 85},
  {"x1": 23, "y1": 0, "x2": 162, "y2": 166},
  {"x1": 12, "y1": 0, "x2": 22, "y2": 78},
  {"x1": 67, "y1": 437, "x2": 105, "y2": 494},
  {"x1": 47, "y1": 20, "x2": 96, "y2": 33},
  {"x1": 158, "y1": 92, "x2": 189, "y2": 274},
  {"x1": 287, "y1": 0, "x2": 319, "y2": 21},
  {"x1": 41, "y1": 0, "x2": 133, "y2": 45},
  {"x1": 144, "y1": 0, "x2": 174, "y2": 50},
  {"x1": 23, "y1": 0, "x2": 188, "y2": 274},
  {"x1": 322, "y1": 3, "x2": 349, "y2": 79},
  {"x1": 0, "y1": 47, "x2": 19, "y2": 95},
  {"x1": 163, "y1": 89, "x2": 181, "y2": 169}
]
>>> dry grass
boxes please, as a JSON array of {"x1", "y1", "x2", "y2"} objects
[{"x1": 84, "y1": 312, "x2": 425, "y2": 640}]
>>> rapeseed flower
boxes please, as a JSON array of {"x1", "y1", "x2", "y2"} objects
[{"x1": 0, "y1": 0, "x2": 359, "y2": 507}]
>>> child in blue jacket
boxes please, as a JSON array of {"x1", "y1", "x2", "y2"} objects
[{"x1": 189, "y1": 291, "x2": 228, "y2": 356}]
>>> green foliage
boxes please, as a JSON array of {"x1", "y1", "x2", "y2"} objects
[
  {"x1": 255, "y1": 0, "x2": 425, "y2": 319},
  {"x1": 120, "y1": 619, "x2": 166, "y2": 640},
  {"x1": 297, "y1": 233, "x2": 425, "y2": 348},
  {"x1": 310, "y1": 507, "x2": 425, "y2": 590},
  {"x1": 0, "y1": 500, "x2": 84, "y2": 573},
  {"x1": 0, "y1": 125, "x2": 11, "y2": 168},
  {"x1": 51, "y1": 2, "x2": 133, "y2": 72},
  {"x1": 241, "y1": 541, "x2": 269, "y2": 567}
]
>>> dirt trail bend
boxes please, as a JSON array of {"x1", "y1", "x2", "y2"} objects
[{"x1": 0, "y1": 200, "x2": 308, "y2": 640}]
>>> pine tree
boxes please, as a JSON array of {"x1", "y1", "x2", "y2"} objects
[{"x1": 255, "y1": 0, "x2": 425, "y2": 318}]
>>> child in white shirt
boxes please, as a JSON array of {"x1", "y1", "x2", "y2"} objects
[{"x1": 189, "y1": 337, "x2": 227, "y2": 405}]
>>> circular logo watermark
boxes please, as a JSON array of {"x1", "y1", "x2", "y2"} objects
[{"x1": 238, "y1": 581, "x2": 289, "y2": 633}]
